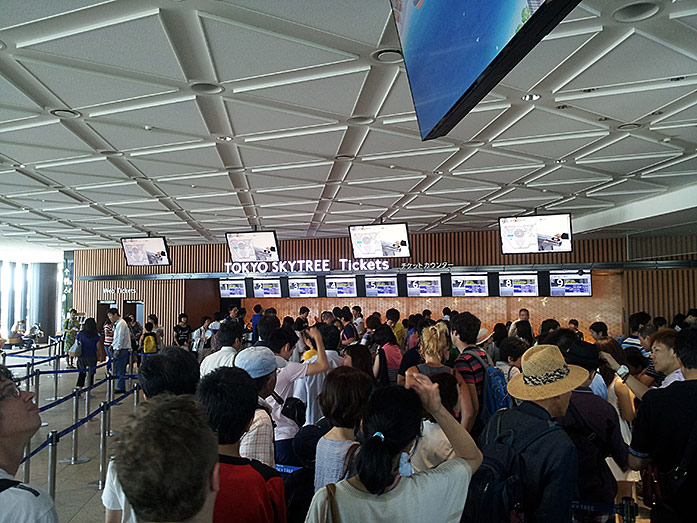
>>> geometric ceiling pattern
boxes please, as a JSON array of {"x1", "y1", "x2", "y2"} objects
[{"x1": 0, "y1": 0, "x2": 696, "y2": 249}]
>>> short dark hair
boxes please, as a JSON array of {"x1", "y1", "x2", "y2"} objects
[
  {"x1": 450, "y1": 312, "x2": 481, "y2": 345},
  {"x1": 107, "y1": 308, "x2": 119, "y2": 316},
  {"x1": 299, "y1": 306, "x2": 310, "y2": 315},
  {"x1": 264, "y1": 307, "x2": 277, "y2": 316},
  {"x1": 650, "y1": 328, "x2": 677, "y2": 350},
  {"x1": 340, "y1": 309, "x2": 353, "y2": 323},
  {"x1": 589, "y1": 322, "x2": 608, "y2": 336},
  {"x1": 442, "y1": 307, "x2": 451, "y2": 316},
  {"x1": 267, "y1": 328, "x2": 299, "y2": 354},
  {"x1": 628, "y1": 312, "x2": 646, "y2": 333},
  {"x1": 114, "y1": 395, "x2": 217, "y2": 522},
  {"x1": 332, "y1": 307, "x2": 343, "y2": 318},
  {"x1": 519, "y1": 308, "x2": 529, "y2": 315},
  {"x1": 499, "y1": 336, "x2": 528, "y2": 363},
  {"x1": 545, "y1": 328, "x2": 579, "y2": 354},
  {"x1": 144, "y1": 322, "x2": 153, "y2": 332},
  {"x1": 343, "y1": 344, "x2": 373, "y2": 377},
  {"x1": 365, "y1": 315, "x2": 381, "y2": 331},
  {"x1": 568, "y1": 319, "x2": 579, "y2": 328},
  {"x1": 317, "y1": 323, "x2": 341, "y2": 352},
  {"x1": 352, "y1": 306, "x2": 362, "y2": 315},
  {"x1": 540, "y1": 319, "x2": 560, "y2": 335},
  {"x1": 218, "y1": 321, "x2": 244, "y2": 346},
  {"x1": 253, "y1": 304, "x2": 263, "y2": 314},
  {"x1": 422, "y1": 309, "x2": 432, "y2": 317},
  {"x1": 385, "y1": 308, "x2": 400, "y2": 322},
  {"x1": 213, "y1": 312, "x2": 222, "y2": 322},
  {"x1": 227, "y1": 304, "x2": 238, "y2": 313},
  {"x1": 197, "y1": 367, "x2": 257, "y2": 445},
  {"x1": 257, "y1": 314, "x2": 281, "y2": 341},
  {"x1": 318, "y1": 367, "x2": 373, "y2": 429},
  {"x1": 372, "y1": 324, "x2": 397, "y2": 347},
  {"x1": 674, "y1": 329, "x2": 697, "y2": 369},
  {"x1": 147, "y1": 314, "x2": 159, "y2": 324},
  {"x1": 69, "y1": 308, "x2": 77, "y2": 314},
  {"x1": 138, "y1": 347, "x2": 200, "y2": 398},
  {"x1": 178, "y1": 313, "x2": 188, "y2": 322},
  {"x1": 200, "y1": 316, "x2": 211, "y2": 326},
  {"x1": 653, "y1": 316, "x2": 668, "y2": 329}
]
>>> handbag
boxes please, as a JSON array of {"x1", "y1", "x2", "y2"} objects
[
  {"x1": 68, "y1": 337, "x2": 82, "y2": 357},
  {"x1": 271, "y1": 391, "x2": 306, "y2": 427},
  {"x1": 642, "y1": 417, "x2": 697, "y2": 507}
]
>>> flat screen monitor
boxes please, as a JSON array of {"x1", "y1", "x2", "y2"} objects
[
  {"x1": 499, "y1": 214, "x2": 572, "y2": 254},
  {"x1": 219, "y1": 279, "x2": 246, "y2": 298},
  {"x1": 326, "y1": 277, "x2": 358, "y2": 298},
  {"x1": 253, "y1": 279, "x2": 281, "y2": 298},
  {"x1": 550, "y1": 271, "x2": 592, "y2": 297},
  {"x1": 121, "y1": 237, "x2": 171, "y2": 266},
  {"x1": 348, "y1": 223, "x2": 410, "y2": 259},
  {"x1": 225, "y1": 231, "x2": 279, "y2": 262},
  {"x1": 391, "y1": 0, "x2": 582, "y2": 140},
  {"x1": 407, "y1": 274, "x2": 442, "y2": 297},
  {"x1": 365, "y1": 276, "x2": 399, "y2": 297},
  {"x1": 289, "y1": 278, "x2": 319, "y2": 298},
  {"x1": 451, "y1": 273, "x2": 489, "y2": 297},
  {"x1": 499, "y1": 273, "x2": 538, "y2": 297}
]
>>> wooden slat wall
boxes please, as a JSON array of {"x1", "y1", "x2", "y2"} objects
[
  {"x1": 72, "y1": 279, "x2": 184, "y2": 346},
  {"x1": 624, "y1": 269, "x2": 697, "y2": 322}
]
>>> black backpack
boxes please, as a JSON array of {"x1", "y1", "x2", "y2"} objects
[{"x1": 462, "y1": 410, "x2": 562, "y2": 523}]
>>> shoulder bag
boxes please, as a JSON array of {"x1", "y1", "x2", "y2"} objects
[{"x1": 68, "y1": 335, "x2": 82, "y2": 357}]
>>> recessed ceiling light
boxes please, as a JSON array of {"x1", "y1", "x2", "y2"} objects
[
  {"x1": 661, "y1": 137, "x2": 672, "y2": 143},
  {"x1": 370, "y1": 48, "x2": 403, "y2": 64},
  {"x1": 216, "y1": 135, "x2": 233, "y2": 142},
  {"x1": 144, "y1": 125, "x2": 153, "y2": 131},
  {"x1": 598, "y1": 117, "x2": 610, "y2": 122},
  {"x1": 99, "y1": 150, "x2": 124, "y2": 157},
  {"x1": 12, "y1": 163, "x2": 26, "y2": 168},
  {"x1": 190, "y1": 82, "x2": 225, "y2": 95},
  {"x1": 617, "y1": 123, "x2": 642, "y2": 131},
  {"x1": 433, "y1": 170, "x2": 444, "y2": 175},
  {"x1": 347, "y1": 116, "x2": 375, "y2": 125},
  {"x1": 555, "y1": 159, "x2": 567, "y2": 164},
  {"x1": 521, "y1": 93, "x2": 541, "y2": 101},
  {"x1": 462, "y1": 140, "x2": 486, "y2": 147},
  {"x1": 612, "y1": 2, "x2": 661, "y2": 23},
  {"x1": 50, "y1": 108, "x2": 82, "y2": 119},
  {"x1": 334, "y1": 154, "x2": 355, "y2": 161}
]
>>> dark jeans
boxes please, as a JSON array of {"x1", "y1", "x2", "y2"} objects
[
  {"x1": 275, "y1": 438, "x2": 301, "y2": 467},
  {"x1": 76, "y1": 356, "x2": 98, "y2": 388},
  {"x1": 110, "y1": 348, "x2": 129, "y2": 391}
]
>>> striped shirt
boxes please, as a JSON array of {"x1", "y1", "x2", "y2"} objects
[{"x1": 454, "y1": 347, "x2": 487, "y2": 405}]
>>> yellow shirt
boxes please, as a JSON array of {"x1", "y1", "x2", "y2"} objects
[
  {"x1": 303, "y1": 349, "x2": 317, "y2": 361},
  {"x1": 393, "y1": 322, "x2": 407, "y2": 349}
]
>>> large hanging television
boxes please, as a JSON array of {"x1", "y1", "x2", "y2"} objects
[
  {"x1": 225, "y1": 231, "x2": 279, "y2": 262},
  {"x1": 121, "y1": 237, "x2": 171, "y2": 266},
  {"x1": 348, "y1": 223, "x2": 410, "y2": 259},
  {"x1": 391, "y1": 0, "x2": 582, "y2": 140},
  {"x1": 499, "y1": 214, "x2": 572, "y2": 254}
]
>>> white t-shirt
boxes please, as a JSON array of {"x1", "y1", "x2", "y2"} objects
[
  {"x1": 353, "y1": 317, "x2": 364, "y2": 336},
  {"x1": 270, "y1": 361, "x2": 308, "y2": 441},
  {"x1": 101, "y1": 460, "x2": 137, "y2": 523},
  {"x1": 411, "y1": 420, "x2": 455, "y2": 472},
  {"x1": 293, "y1": 351, "x2": 344, "y2": 426},
  {"x1": 199, "y1": 346, "x2": 238, "y2": 377},
  {"x1": 306, "y1": 458, "x2": 472, "y2": 523},
  {"x1": 0, "y1": 468, "x2": 58, "y2": 523}
]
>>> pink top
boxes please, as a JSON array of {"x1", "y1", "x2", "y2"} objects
[{"x1": 382, "y1": 343, "x2": 402, "y2": 370}]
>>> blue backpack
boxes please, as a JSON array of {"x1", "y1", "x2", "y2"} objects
[{"x1": 462, "y1": 349, "x2": 512, "y2": 426}]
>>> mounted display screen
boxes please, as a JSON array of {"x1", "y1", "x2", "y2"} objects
[
  {"x1": 406, "y1": 274, "x2": 442, "y2": 297},
  {"x1": 365, "y1": 276, "x2": 399, "y2": 297},
  {"x1": 499, "y1": 273, "x2": 538, "y2": 297},
  {"x1": 451, "y1": 273, "x2": 489, "y2": 297},
  {"x1": 253, "y1": 279, "x2": 281, "y2": 298},
  {"x1": 219, "y1": 280, "x2": 246, "y2": 298},
  {"x1": 289, "y1": 278, "x2": 319, "y2": 298},
  {"x1": 348, "y1": 223, "x2": 410, "y2": 259},
  {"x1": 326, "y1": 277, "x2": 358, "y2": 298},
  {"x1": 121, "y1": 237, "x2": 171, "y2": 266},
  {"x1": 390, "y1": 0, "x2": 582, "y2": 140},
  {"x1": 550, "y1": 271, "x2": 592, "y2": 297},
  {"x1": 225, "y1": 231, "x2": 280, "y2": 262},
  {"x1": 499, "y1": 214, "x2": 572, "y2": 254}
]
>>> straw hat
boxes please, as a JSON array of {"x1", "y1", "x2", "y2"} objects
[
  {"x1": 507, "y1": 344, "x2": 588, "y2": 401},
  {"x1": 476, "y1": 328, "x2": 493, "y2": 345}
]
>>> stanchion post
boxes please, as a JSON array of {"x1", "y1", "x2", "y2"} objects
[
  {"x1": 31, "y1": 345, "x2": 36, "y2": 367},
  {"x1": 25, "y1": 362, "x2": 32, "y2": 391},
  {"x1": 133, "y1": 383, "x2": 140, "y2": 411},
  {"x1": 61, "y1": 389, "x2": 90, "y2": 465},
  {"x1": 98, "y1": 403, "x2": 108, "y2": 489},
  {"x1": 52, "y1": 352, "x2": 59, "y2": 400},
  {"x1": 85, "y1": 385, "x2": 91, "y2": 418},
  {"x1": 128, "y1": 351, "x2": 134, "y2": 389},
  {"x1": 22, "y1": 439, "x2": 31, "y2": 483},
  {"x1": 1, "y1": 352, "x2": 6, "y2": 366},
  {"x1": 34, "y1": 369, "x2": 41, "y2": 408},
  {"x1": 47, "y1": 430, "x2": 59, "y2": 499}
]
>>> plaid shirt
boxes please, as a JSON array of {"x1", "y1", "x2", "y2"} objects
[{"x1": 240, "y1": 398, "x2": 275, "y2": 468}]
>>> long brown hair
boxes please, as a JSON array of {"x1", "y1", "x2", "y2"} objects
[{"x1": 596, "y1": 337, "x2": 626, "y2": 386}]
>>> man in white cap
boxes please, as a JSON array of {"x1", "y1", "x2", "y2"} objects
[
  {"x1": 478, "y1": 344, "x2": 588, "y2": 522},
  {"x1": 234, "y1": 345, "x2": 285, "y2": 467}
]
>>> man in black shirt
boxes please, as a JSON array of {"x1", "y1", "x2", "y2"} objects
[{"x1": 629, "y1": 329, "x2": 697, "y2": 522}]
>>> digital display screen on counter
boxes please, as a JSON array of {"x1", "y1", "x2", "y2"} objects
[{"x1": 498, "y1": 273, "x2": 538, "y2": 296}]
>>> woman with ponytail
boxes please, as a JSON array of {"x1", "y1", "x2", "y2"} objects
[{"x1": 305, "y1": 374, "x2": 482, "y2": 522}]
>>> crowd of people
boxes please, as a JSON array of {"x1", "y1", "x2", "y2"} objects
[{"x1": 2, "y1": 305, "x2": 697, "y2": 523}]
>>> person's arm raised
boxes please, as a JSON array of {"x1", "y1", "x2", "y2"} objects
[
  {"x1": 600, "y1": 351, "x2": 649, "y2": 400},
  {"x1": 407, "y1": 372, "x2": 482, "y2": 473},
  {"x1": 305, "y1": 327, "x2": 330, "y2": 376}
]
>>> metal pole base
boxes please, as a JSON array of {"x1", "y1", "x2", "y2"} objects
[
  {"x1": 87, "y1": 480, "x2": 105, "y2": 490},
  {"x1": 59, "y1": 457, "x2": 91, "y2": 465},
  {"x1": 94, "y1": 430, "x2": 119, "y2": 437},
  {"x1": 41, "y1": 422, "x2": 48, "y2": 427}
]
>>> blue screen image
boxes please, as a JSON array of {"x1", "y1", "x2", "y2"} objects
[{"x1": 392, "y1": 0, "x2": 543, "y2": 139}]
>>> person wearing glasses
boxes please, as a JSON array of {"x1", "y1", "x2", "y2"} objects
[{"x1": 0, "y1": 364, "x2": 58, "y2": 522}]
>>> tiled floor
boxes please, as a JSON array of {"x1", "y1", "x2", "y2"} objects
[{"x1": 6, "y1": 347, "x2": 651, "y2": 523}]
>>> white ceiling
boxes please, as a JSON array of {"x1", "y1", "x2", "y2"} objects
[{"x1": 0, "y1": 0, "x2": 696, "y2": 249}]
